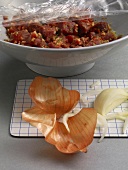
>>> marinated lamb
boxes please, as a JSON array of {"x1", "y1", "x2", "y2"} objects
[{"x1": 3, "y1": 17, "x2": 120, "y2": 48}]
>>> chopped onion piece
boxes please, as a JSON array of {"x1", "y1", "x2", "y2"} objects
[
  {"x1": 105, "y1": 112, "x2": 128, "y2": 121},
  {"x1": 94, "y1": 88, "x2": 128, "y2": 116},
  {"x1": 90, "y1": 81, "x2": 100, "y2": 88},
  {"x1": 80, "y1": 94, "x2": 89, "y2": 105},
  {"x1": 62, "y1": 108, "x2": 81, "y2": 132},
  {"x1": 97, "y1": 113, "x2": 108, "y2": 143},
  {"x1": 123, "y1": 117, "x2": 128, "y2": 134},
  {"x1": 106, "y1": 112, "x2": 128, "y2": 121},
  {"x1": 82, "y1": 89, "x2": 103, "y2": 98},
  {"x1": 80, "y1": 90, "x2": 103, "y2": 104}
]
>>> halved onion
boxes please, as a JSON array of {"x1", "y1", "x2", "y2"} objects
[
  {"x1": 45, "y1": 108, "x2": 97, "y2": 153},
  {"x1": 28, "y1": 77, "x2": 80, "y2": 118}
]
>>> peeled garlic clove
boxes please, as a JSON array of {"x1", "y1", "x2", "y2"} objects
[
  {"x1": 28, "y1": 76, "x2": 80, "y2": 118},
  {"x1": 94, "y1": 88, "x2": 128, "y2": 116}
]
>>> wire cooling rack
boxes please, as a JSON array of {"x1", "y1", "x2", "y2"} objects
[{"x1": 10, "y1": 79, "x2": 128, "y2": 137}]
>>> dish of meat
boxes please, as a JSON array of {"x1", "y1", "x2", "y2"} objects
[{"x1": 3, "y1": 17, "x2": 121, "y2": 48}]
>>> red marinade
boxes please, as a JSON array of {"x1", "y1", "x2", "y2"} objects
[{"x1": 3, "y1": 17, "x2": 120, "y2": 48}]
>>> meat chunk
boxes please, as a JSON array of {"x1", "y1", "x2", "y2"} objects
[
  {"x1": 75, "y1": 18, "x2": 94, "y2": 36},
  {"x1": 57, "y1": 21, "x2": 78, "y2": 35},
  {"x1": 90, "y1": 22, "x2": 110, "y2": 33}
]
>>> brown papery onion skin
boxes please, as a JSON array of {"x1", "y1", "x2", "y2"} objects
[
  {"x1": 22, "y1": 106, "x2": 56, "y2": 136},
  {"x1": 22, "y1": 77, "x2": 97, "y2": 154},
  {"x1": 45, "y1": 108, "x2": 97, "y2": 153},
  {"x1": 28, "y1": 77, "x2": 80, "y2": 119}
]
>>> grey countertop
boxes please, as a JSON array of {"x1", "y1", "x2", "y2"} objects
[{"x1": 0, "y1": 46, "x2": 128, "y2": 170}]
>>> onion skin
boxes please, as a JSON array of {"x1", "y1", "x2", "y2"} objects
[
  {"x1": 22, "y1": 77, "x2": 97, "y2": 154},
  {"x1": 22, "y1": 106, "x2": 56, "y2": 136},
  {"x1": 22, "y1": 107, "x2": 97, "y2": 153},
  {"x1": 45, "y1": 108, "x2": 97, "y2": 153},
  {"x1": 28, "y1": 77, "x2": 80, "y2": 118}
]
